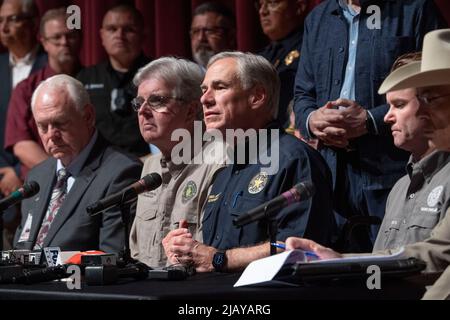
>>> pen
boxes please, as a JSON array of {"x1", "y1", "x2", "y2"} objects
[{"x1": 270, "y1": 243, "x2": 320, "y2": 260}]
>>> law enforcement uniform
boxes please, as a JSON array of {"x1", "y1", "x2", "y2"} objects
[
  {"x1": 129, "y1": 150, "x2": 224, "y2": 267},
  {"x1": 202, "y1": 126, "x2": 335, "y2": 250},
  {"x1": 374, "y1": 151, "x2": 450, "y2": 251},
  {"x1": 260, "y1": 29, "x2": 302, "y2": 128},
  {"x1": 76, "y1": 54, "x2": 150, "y2": 157}
]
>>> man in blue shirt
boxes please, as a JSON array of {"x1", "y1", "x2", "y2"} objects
[
  {"x1": 163, "y1": 52, "x2": 334, "y2": 273},
  {"x1": 293, "y1": 0, "x2": 446, "y2": 251}
]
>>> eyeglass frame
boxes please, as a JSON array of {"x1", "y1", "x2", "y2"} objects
[
  {"x1": 42, "y1": 30, "x2": 80, "y2": 45},
  {"x1": 131, "y1": 95, "x2": 186, "y2": 113},
  {"x1": 416, "y1": 93, "x2": 450, "y2": 107},
  {"x1": 0, "y1": 14, "x2": 33, "y2": 25},
  {"x1": 189, "y1": 26, "x2": 228, "y2": 39},
  {"x1": 254, "y1": 0, "x2": 283, "y2": 12}
]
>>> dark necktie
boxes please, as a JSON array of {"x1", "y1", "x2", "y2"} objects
[{"x1": 34, "y1": 168, "x2": 69, "y2": 249}]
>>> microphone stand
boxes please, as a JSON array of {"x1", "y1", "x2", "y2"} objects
[
  {"x1": 267, "y1": 212, "x2": 278, "y2": 257},
  {"x1": 118, "y1": 189, "x2": 135, "y2": 265}
]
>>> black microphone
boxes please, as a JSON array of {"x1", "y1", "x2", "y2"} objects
[
  {"x1": 86, "y1": 173, "x2": 162, "y2": 216},
  {"x1": 233, "y1": 181, "x2": 315, "y2": 227},
  {"x1": 0, "y1": 181, "x2": 40, "y2": 212}
]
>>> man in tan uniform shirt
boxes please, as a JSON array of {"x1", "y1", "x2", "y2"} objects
[
  {"x1": 129, "y1": 57, "x2": 223, "y2": 267},
  {"x1": 286, "y1": 29, "x2": 450, "y2": 299}
]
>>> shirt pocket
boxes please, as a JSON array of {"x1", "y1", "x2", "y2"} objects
[
  {"x1": 406, "y1": 213, "x2": 440, "y2": 241},
  {"x1": 135, "y1": 206, "x2": 161, "y2": 261}
]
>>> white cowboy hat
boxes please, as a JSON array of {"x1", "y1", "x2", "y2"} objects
[{"x1": 379, "y1": 28, "x2": 450, "y2": 94}]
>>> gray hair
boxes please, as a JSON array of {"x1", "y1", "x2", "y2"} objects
[
  {"x1": 208, "y1": 52, "x2": 280, "y2": 119},
  {"x1": 133, "y1": 56, "x2": 204, "y2": 112},
  {"x1": 31, "y1": 74, "x2": 91, "y2": 114}
]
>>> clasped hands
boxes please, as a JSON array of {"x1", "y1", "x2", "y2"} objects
[
  {"x1": 309, "y1": 99, "x2": 368, "y2": 149},
  {"x1": 162, "y1": 219, "x2": 216, "y2": 273}
]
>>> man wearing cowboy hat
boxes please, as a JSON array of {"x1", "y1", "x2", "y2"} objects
[
  {"x1": 286, "y1": 28, "x2": 450, "y2": 299},
  {"x1": 293, "y1": 0, "x2": 446, "y2": 252}
]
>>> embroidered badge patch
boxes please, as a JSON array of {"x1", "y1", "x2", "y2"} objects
[
  {"x1": 427, "y1": 186, "x2": 443, "y2": 207},
  {"x1": 248, "y1": 172, "x2": 269, "y2": 194},
  {"x1": 284, "y1": 50, "x2": 300, "y2": 66},
  {"x1": 182, "y1": 181, "x2": 198, "y2": 203}
]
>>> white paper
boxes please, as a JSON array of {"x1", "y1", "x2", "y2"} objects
[
  {"x1": 307, "y1": 247, "x2": 405, "y2": 265},
  {"x1": 234, "y1": 247, "x2": 406, "y2": 287},
  {"x1": 234, "y1": 250, "x2": 309, "y2": 287}
]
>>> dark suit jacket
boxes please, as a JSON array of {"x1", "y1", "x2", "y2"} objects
[
  {"x1": 0, "y1": 49, "x2": 47, "y2": 169},
  {"x1": 13, "y1": 135, "x2": 143, "y2": 253}
]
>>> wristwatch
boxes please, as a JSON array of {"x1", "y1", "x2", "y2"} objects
[{"x1": 212, "y1": 250, "x2": 227, "y2": 272}]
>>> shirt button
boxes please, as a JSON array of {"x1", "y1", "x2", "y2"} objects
[
  {"x1": 334, "y1": 79, "x2": 341, "y2": 85},
  {"x1": 235, "y1": 171, "x2": 240, "y2": 175},
  {"x1": 215, "y1": 236, "x2": 219, "y2": 240},
  {"x1": 409, "y1": 193, "x2": 415, "y2": 199},
  {"x1": 339, "y1": 47, "x2": 344, "y2": 53}
]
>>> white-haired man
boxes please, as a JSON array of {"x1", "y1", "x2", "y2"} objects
[{"x1": 14, "y1": 75, "x2": 142, "y2": 253}]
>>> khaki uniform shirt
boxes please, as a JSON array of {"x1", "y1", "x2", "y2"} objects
[
  {"x1": 373, "y1": 151, "x2": 450, "y2": 251},
  {"x1": 129, "y1": 153, "x2": 223, "y2": 267}
]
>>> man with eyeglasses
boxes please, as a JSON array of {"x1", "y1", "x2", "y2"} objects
[
  {"x1": 128, "y1": 57, "x2": 224, "y2": 268},
  {"x1": 373, "y1": 52, "x2": 450, "y2": 252},
  {"x1": 77, "y1": 4, "x2": 150, "y2": 158},
  {"x1": 0, "y1": 0, "x2": 46, "y2": 250},
  {"x1": 293, "y1": 0, "x2": 446, "y2": 252},
  {"x1": 190, "y1": 2, "x2": 236, "y2": 69},
  {"x1": 286, "y1": 28, "x2": 450, "y2": 300},
  {"x1": 4, "y1": 8, "x2": 82, "y2": 184},
  {"x1": 257, "y1": 0, "x2": 310, "y2": 128}
]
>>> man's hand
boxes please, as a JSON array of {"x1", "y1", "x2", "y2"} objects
[
  {"x1": 285, "y1": 237, "x2": 342, "y2": 259},
  {"x1": 330, "y1": 99, "x2": 368, "y2": 139},
  {"x1": 162, "y1": 225, "x2": 216, "y2": 272},
  {"x1": 0, "y1": 167, "x2": 22, "y2": 196},
  {"x1": 309, "y1": 102, "x2": 349, "y2": 148}
]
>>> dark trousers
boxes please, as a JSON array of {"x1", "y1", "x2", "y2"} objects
[{"x1": 333, "y1": 151, "x2": 390, "y2": 253}]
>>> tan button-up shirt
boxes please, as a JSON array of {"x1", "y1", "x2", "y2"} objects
[{"x1": 129, "y1": 153, "x2": 224, "y2": 267}]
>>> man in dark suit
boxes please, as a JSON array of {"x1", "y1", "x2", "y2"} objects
[
  {"x1": 13, "y1": 74, "x2": 142, "y2": 253},
  {"x1": 0, "y1": 0, "x2": 47, "y2": 249}
]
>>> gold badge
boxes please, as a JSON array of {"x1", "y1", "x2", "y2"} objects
[
  {"x1": 207, "y1": 193, "x2": 221, "y2": 203},
  {"x1": 182, "y1": 181, "x2": 197, "y2": 204},
  {"x1": 248, "y1": 172, "x2": 269, "y2": 194},
  {"x1": 284, "y1": 50, "x2": 300, "y2": 66}
]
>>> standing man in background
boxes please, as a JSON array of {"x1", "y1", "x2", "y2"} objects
[
  {"x1": 190, "y1": 2, "x2": 236, "y2": 69},
  {"x1": 5, "y1": 7, "x2": 83, "y2": 178},
  {"x1": 258, "y1": 0, "x2": 310, "y2": 128},
  {"x1": 77, "y1": 4, "x2": 150, "y2": 158},
  {"x1": 294, "y1": 0, "x2": 446, "y2": 251},
  {"x1": 0, "y1": 0, "x2": 47, "y2": 249}
]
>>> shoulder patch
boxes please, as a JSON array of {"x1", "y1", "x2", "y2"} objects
[
  {"x1": 182, "y1": 181, "x2": 198, "y2": 203},
  {"x1": 427, "y1": 186, "x2": 443, "y2": 207}
]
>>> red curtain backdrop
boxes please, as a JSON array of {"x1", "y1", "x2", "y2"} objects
[{"x1": 23, "y1": 0, "x2": 450, "y2": 67}]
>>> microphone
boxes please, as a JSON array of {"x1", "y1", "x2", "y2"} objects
[
  {"x1": 0, "y1": 181, "x2": 40, "y2": 212},
  {"x1": 86, "y1": 173, "x2": 162, "y2": 216},
  {"x1": 233, "y1": 181, "x2": 315, "y2": 227}
]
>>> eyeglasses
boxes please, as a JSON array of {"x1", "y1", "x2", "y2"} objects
[
  {"x1": 254, "y1": 0, "x2": 283, "y2": 11},
  {"x1": 131, "y1": 95, "x2": 185, "y2": 112},
  {"x1": 0, "y1": 14, "x2": 32, "y2": 25},
  {"x1": 43, "y1": 31, "x2": 80, "y2": 45},
  {"x1": 416, "y1": 93, "x2": 450, "y2": 107},
  {"x1": 189, "y1": 27, "x2": 226, "y2": 39}
]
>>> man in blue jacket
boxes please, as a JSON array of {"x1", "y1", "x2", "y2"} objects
[{"x1": 293, "y1": 0, "x2": 446, "y2": 251}]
